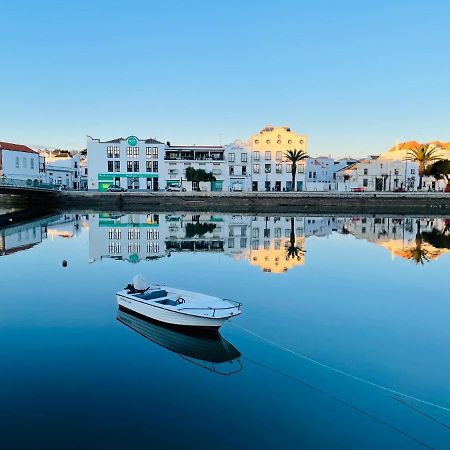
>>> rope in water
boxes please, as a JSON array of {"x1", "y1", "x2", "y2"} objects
[{"x1": 231, "y1": 322, "x2": 450, "y2": 413}]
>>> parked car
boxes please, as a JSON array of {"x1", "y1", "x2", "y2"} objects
[
  {"x1": 350, "y1": 187, "x2": 365, "y2": 192},
  {"x1": 445, "y1": 185, "x2": 450, "y2": 192},
  {"x1": 108, "y1": 185, "x2": 126, "y2": 192},
  {"x1": 394, "y1": 186, "x2": 405, "y2": 192},
  {"x1": 165, "y1": 185, "x2": 186, "y2": 192}
]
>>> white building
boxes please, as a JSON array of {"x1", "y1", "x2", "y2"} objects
[
  {"x1": 0, "y1": 141, "x2": 44, "y2": 183},
  {"x1": 87, "y1": 136, "x2": 166, "y2": 191},
  {"x1": 164, "y1": 144, "x2": 225, "y2": 191},
  {"x1": 224, "y1": 141, "x2": 252, "y2": 191},
  {"x1": 80, "y1": 156, "x2": 88, "y2": 189},
  {"x1": 336, "y1": 157, "x2": 420, "y2": 191},
  {"x1": 42, "y1": 151, "x2": 82, "y2": 189}
]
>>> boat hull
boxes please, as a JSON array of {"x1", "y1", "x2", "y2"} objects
[{"x1": 117, "y1": 294, "x2": 228, "y2": 329}]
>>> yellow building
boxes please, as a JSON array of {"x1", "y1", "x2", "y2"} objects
[{"x1": 247, "y1": 125, "x2": 308, "y2": 191}]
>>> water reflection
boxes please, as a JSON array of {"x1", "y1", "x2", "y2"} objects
[
  {"x1": 2, "y1": 212, "x2": 450, "y2": 268},
  {"x1": 116, "y1": 308, "x2": 242, "y2": 375}
]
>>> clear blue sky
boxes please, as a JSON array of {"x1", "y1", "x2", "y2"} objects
[{"x1": 1, "y1": 0, "x2": 449, "y2": 157}]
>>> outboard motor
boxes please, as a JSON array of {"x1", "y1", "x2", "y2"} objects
[{"x1": 133, "y1": 274, "x2": 149, "y2": 292}]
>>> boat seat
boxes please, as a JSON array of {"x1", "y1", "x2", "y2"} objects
[{"x1": 135, "y1": 289, "x2": 168, "y2": 300}]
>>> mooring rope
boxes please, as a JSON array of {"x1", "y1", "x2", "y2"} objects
[{"x1": 231, "y1": 322, "x2": 450, "y2": 413}]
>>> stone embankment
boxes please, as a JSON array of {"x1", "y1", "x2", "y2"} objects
[{"x1": 49, "y1": 191, "x2": 450, "y2": 215}]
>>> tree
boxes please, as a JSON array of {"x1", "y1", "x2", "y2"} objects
[
  {"x1": 185, "y1": 167, "x2": 216, "y2": 190},
  {"x1": 424, "y1": 160, "x2": 450, "y2": 187},
  {"x1": 404, "y1": 144, "x2": 442, "y2": 189},
  {"x1": 185, "y1": 222, "x2": 216, "y2": 238},
  {"x1": 284, "y1": 149, "x2": 307, "y2": 191},
  {"x1": 285, "y1": 218, "x2": 306, "y2": 261}
]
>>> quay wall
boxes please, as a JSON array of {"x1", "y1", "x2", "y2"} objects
[
  {"x1": 2, "y1": 191, "x2": 450, "y2": 215},
  {"x1": 55, "y1": 191, "x2": 450, "y2": 215}
]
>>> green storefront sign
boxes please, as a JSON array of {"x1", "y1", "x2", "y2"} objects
[{"x1": 127, "y1": 136, "x2": 138, "y2": 146}]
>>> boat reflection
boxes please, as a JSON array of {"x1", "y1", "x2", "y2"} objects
[{"x1": 116, "y1": 308, "x2": 242, "y2": 375}]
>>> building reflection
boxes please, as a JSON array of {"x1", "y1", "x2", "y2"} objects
[
  {"x1": 2, "y1": 211, "x2": 449, "y2": 269},
  {"x1": 0, "y1": 213, "x2": 83, "y2": 256}
]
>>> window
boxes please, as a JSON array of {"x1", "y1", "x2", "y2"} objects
[
  {"x1": 128, "y1": 229, "x2": 141, "y2": 240},
  {"x1": 146, "y1": 161, "x2": 152, "y2": 172},
  {"x1": 364, "y1": 168, "x2": 368, "y2": 175},
  {"x1": 288, "y1": 139, "x2": 292, "y2": 144},
  {"x1": 147, "y1": 229, "x2": 160, "y2": 240},
  {"x1": 107, "y1": 146, "x2": 113, "y2": 158},
  {"x1": 228, "y1": 238, "x2": 235, "y2": 248},
  {"x1": 229, "y1": 153, "x2": 235, "y2": 162},
  {"x1": 264, "y1": 240, "x2": 270, "y2": 250},
  {"x1": 127, "y1": 147, "x2": 139, "y2": 157},
  {"x1": 253, "y1": 151, "x2": 260, "y2": 161},
  {"x1": 265, "y1": 164, "x2": 271, "y2": 173},
  {"x1": 153, "y1": 147, "x2": 158, "y2": 158},
  {"x1": 229, "y1": 166, "x2": 234, "y2": 175},
  {"x1": 30, "y1": 158, "x2": 34, "y2": 169},
  {"x1": 313, "y1": 171, "x2": 317, "y2": 179},
  {"x1": 127, "y1": 161, "x2": 133, "y2": 172},
  {"x1": 241, "y1": 153, "x2": 247, "y2": 162},
  {"x1": 109, "y1": 242, "x2": 121, "y2": 254},
  {"x1": 265, "y1": 151, "x2": 271, "y2": 160},
  {"x1": 297, "y1": 163, "x2": 305, "y2": 173},
  {"x1": 276, "y1": 164, "x2": 282, "y2": 174},
  {"x1": 147, "y1": 242, "x2": 160, "y2": 253},
  {"x1": 146, "y1": 147, "x2": 152, "y2": 158},
  {"x1": 363, "y1": 178, "x2": 368, "y2": 187},
  {"x1": 108, "y1": 228, "x2": 121, "y2": 239},
  {"x1": 308, "y1": 171, "x2": 312, "y2": 178},
  {"x1": 275, "y1": 228, "x2": 282, "y2": 238},
  {"x1": 114, "y1": 161, "x2": 120, "y2": 172},
  {"x1": 276, "y1": 151, "x2": 282, "y2": 161},
  {"x1": 252, "y1": 228, "x2": 259, "y2": 238},
  {"x1": 242, "y1": 166, "x2": 247, "y2": 175},
  {"x1": 251, "y1": 239, "x2": 259, "y2": 250},
  {"x1": 394, "y1": 169, "x2": 399, "y2": 175},
  {"x1": 240, "y1": 238, "x2": 247, "y2": 248},
  {"x1": 411, "y1": 169, "x2": 415, "y2": 174},
  {"x1": 15, "y1": 157, "x2": 19, "y2": 168},
  {"x1": 114, "y1": 147, "x2": 120, "y2": 158},
  {"x1": 133, "y1": 161, "x2": 140, "y2": 172},
  {"x1": 254, "y1": 139, "x2": 259, "y2": 144},
  {"x1": 264, "y1": 228, "x2": 270, "y2": 238},
  {"x1": 128, "y1": 242, "x2": 140, "y2": 253},
  {"x1": 286, "y1": 164, "x2": 292, "y2": 173},
  {"x1": 253, "y1": 164, "x2": 260, "y2": 174},
  {"x1": 107, "y1": 161, "x2": 114, "y2": 172},
  {"x1": 266, "y1": 140, "x2": 270, "y2": 145},
  {"x1": 23, "y1": 157, "x2": 27, "y2": 168},
  {"x1": 153, "y1": 161, "x2": 158, "y2": 173}
]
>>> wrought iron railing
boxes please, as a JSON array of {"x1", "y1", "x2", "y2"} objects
[{"x1": 0, "y1": 177, "x2": 59, "y2": 191}]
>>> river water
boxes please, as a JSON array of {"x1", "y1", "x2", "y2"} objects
[{"x1": 0, "y1": 211, "x2": 449, "y2": 449}]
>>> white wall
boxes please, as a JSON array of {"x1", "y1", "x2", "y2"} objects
[{"x1": 1, "y1": 150, "x2": 42, "y2": 181}]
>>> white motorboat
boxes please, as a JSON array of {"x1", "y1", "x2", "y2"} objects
[{"x1": 116, "y1": 275, "x2": 242, "y2": 330}]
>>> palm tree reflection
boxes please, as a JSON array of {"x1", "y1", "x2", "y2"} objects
[
  {"x1": 285, "y1": 217, "x2": 306, "y2": 261},
  {"x1": 406, "y1": 220, "x2": 430, "y2": 265}
]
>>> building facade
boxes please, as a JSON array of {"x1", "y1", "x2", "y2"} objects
[
  {"x1": 248, "y1": 125, "x2": 308, "y2": 191},
  {"x1": 0, "y1": 141, "x2": 44, "y2": 182},
  {"x1": 87, "y1": 136, "x2": 166, "y2": 191}
]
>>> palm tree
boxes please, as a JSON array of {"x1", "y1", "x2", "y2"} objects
[
  {"x1": 285, "y1": 218, "x2": 305, "y2": 261},
  {"x1": 404, "y1": 144, "x2": 441, "y2": 189},
  {"x1": 406, "y1": 220, "x2": 430, "y2": 265},
  {"x1": 284, "y1": 149, "x2": 307, "y2": 192}
]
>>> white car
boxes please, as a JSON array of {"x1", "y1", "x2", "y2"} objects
[{"x1": 165, "y1": 185, "x2": 186, "y2": 192}]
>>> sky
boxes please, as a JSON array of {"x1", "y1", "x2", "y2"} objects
[{"x1": 1, "y1": 0, "x2": 449, "y2": 157}]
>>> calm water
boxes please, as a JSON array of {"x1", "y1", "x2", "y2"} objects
[{"x1": 0, "y1": 211, "x2": 449, "y2": 449}]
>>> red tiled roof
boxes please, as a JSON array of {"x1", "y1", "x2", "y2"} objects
[{"x1": 0, "y1": 141, "x2": 38, "y2": 154}]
